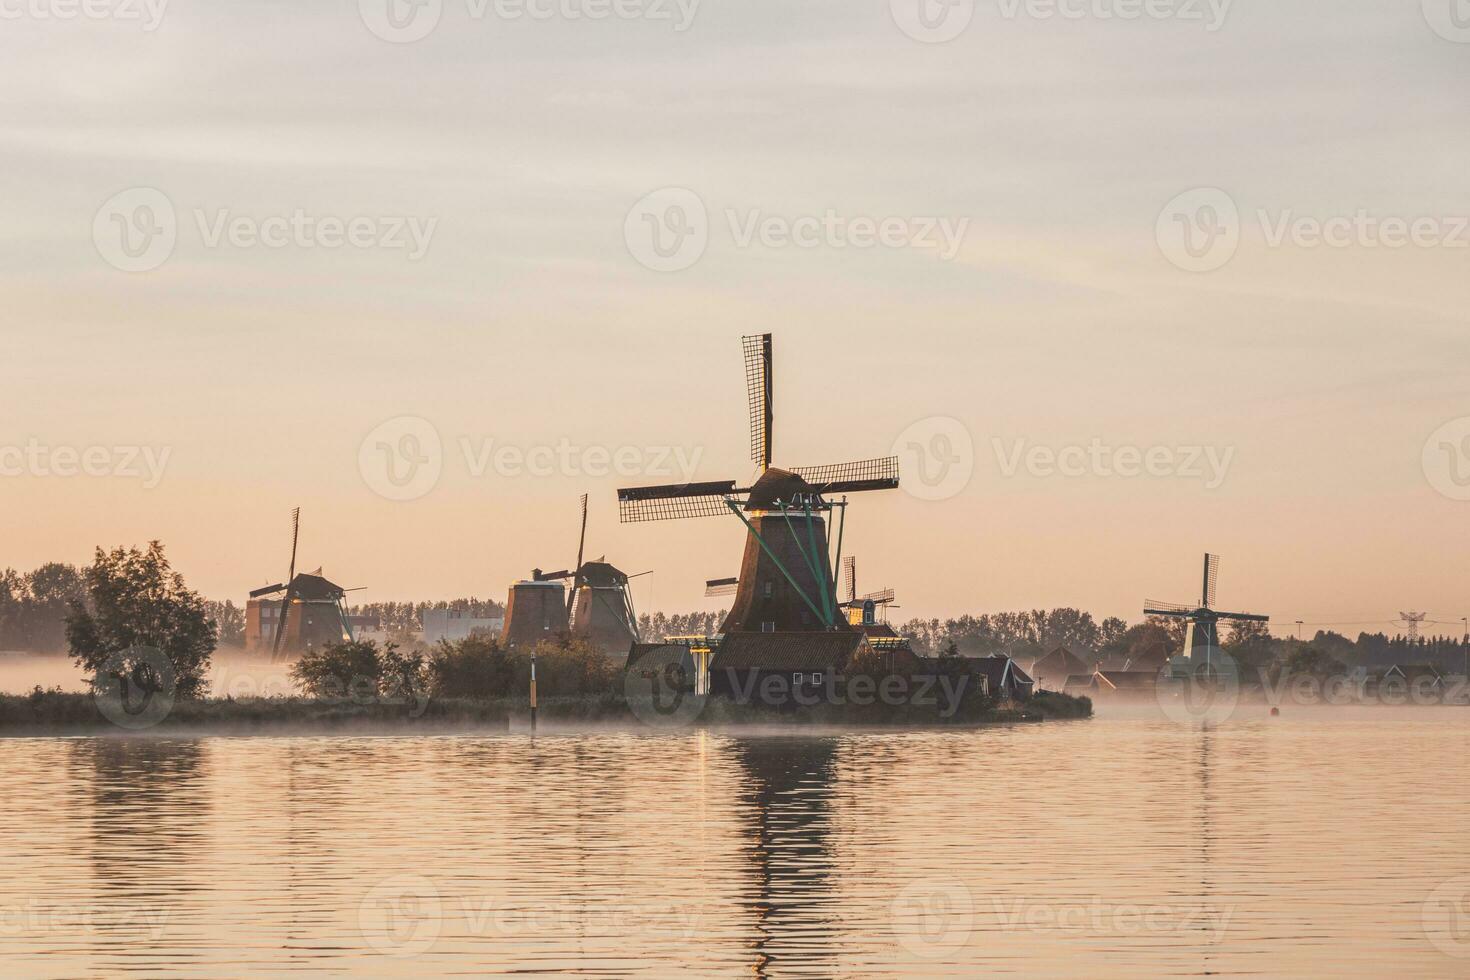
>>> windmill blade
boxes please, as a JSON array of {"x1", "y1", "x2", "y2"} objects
[
  {"x1": 536, "y1": 569, "x2": 573, "y2": 581},
  {"x1": 270, "y1": 580, "x2": 298, "y2": 659},
  {"x1": 249, "y1": 582, "x2": 287, "y2": 599},
  {"x1": 842, "y1": 556, "x2": 856, "y2": 604},
  {"x1": 1144, "y1": 600, "x2": 1195, "y2": 617},
  {"x1": 288, "y1": 507, "x2": 301, "y2": 583},
  {"x1": 743, "y1": 333, "x2": 773, "y2": 471},
  {"x1": 568, "y1": 493, "x2": 589, "y2": 616},
  {"x1": 793, "y1": 457, "x2": 900, "y2": 494},
  {"x1": 1203, "y1": 553, "x2": 1220, "y2": 608},
  {"x1": 705, "y1": 577, "x2": 739, "y2": 597},
  {"x1": 1217, "y1": 611, "x2": 1270, "y2": 624},
  {"x1": 617, "y1": 480, "x2": 739, "y2": 523},
  {"x1": 861, "y1": 587, "x2": 896, "y2": 605}
]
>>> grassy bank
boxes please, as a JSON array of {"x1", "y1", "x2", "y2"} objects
[{"x1": 0, "y1": 687, "x2": 1091, "y2": 735}]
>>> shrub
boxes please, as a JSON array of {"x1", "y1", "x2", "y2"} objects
[{"x1": 290, "y1": 640, "x2": 427, "y2": 703}]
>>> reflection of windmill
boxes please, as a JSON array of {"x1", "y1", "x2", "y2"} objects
[
  {"x1": 248, "y1": 508, "x2": 357, "y2": 660},
  {"x1": 837, "y1": 556, "x2": 898, "y2": 627},
  {"x1": 503, "y1": 495, "x2": 647, "y2": 654},
  {"x1": 1144, "y1": 553, "x2": 1268, "y2": 670},
  {"x1": 618, "y1": 334, "x2": 900, "y2": 633}
]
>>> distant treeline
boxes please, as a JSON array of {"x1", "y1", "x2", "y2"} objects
[
  {"x1": 0, "y1": 564, "x2": 87, "y2": 652},
  {"x1": 894, "y1": 609, "x2": 1470, "y2": 673}
]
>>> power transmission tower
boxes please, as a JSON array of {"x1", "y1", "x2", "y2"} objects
[{"x1": 1398, "y1": 611, "x2": 1428, "y2": 643}]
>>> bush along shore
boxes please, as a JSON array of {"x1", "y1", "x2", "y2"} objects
[{"x1": 0, "y1": 636, "x2": 1091, "y2": 735}]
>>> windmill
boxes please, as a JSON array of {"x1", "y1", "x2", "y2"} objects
[
  {"x1": 503, "y1": 494, "x2": 647, "y2": 654},
  {"x1": 617, "y1": 334, "x2": 901, "y2": 634},
  {"x1": 248, "y1": 508, "x2": 357, "y2": 660},
  {"x1": 1144, "y1": 553, "x2": 1268, "y2": 671},
  {"x1": 837, "y1": 555, "x2": 898, "y2": 627}
]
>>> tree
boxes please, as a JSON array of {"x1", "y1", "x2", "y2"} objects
[
  {"x1": 25, "y1": 563, "x2": 87, "y2": 652},
  {"x1": 0, "y1": 568, "x2": 24, "y2": 650},
  {"x1": 206, "y1": 600, "x2": 246, "y2": 646},
  {"x1": 67, "y1": 542, "x2": 216, "y2": 699},
  {"x1": 291, "y1": 640, "x2": 392, "y2": 700}
]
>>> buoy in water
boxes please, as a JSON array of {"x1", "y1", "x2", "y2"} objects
[{"x1": 1270, "y1": 707, "x2": 1280, "y2": 717}]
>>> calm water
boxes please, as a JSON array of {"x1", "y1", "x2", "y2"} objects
[{"x1": 2, "y1": 709, "x2": 1468, "y2": 977}]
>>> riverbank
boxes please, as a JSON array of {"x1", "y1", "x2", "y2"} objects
[{"x1": 0, "y1": 687, "x2": 1091, "y2": 735}]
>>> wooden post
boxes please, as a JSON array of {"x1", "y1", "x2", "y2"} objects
[{"x1": 530, "y1": 652, "x2": 538, "y2": 732}]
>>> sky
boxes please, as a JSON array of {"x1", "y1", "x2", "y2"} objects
[{"x1": 1, "y1": 0, "x2": 1468, "y2": 633}]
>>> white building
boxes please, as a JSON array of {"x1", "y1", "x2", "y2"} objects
[{"x1": 423, "y1": 608, "x2": 505, "y2": 644}]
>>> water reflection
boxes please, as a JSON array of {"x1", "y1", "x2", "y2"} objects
[
  {"x1": 0, "y1": 714, "x2": 1465, "y2": 977},
  {"x1": 729, "y1": 736, "x2": 840, "y2": 977}
]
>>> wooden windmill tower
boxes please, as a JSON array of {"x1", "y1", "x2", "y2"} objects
[
  {"x1": 617, "y1": 334, "x2": 901, "y2": 634},
  {"x1": 247, "y1": 508, "x2": 357, "y2": 661},
  {"x1": 503, "y1": 494, "x2": 646, "y2": 654},
  {"x1": 1144, "y1": 553, "x2": 1269, "y2": 671}
]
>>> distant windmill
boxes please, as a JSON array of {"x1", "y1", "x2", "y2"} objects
[
  {"x1": 503, "y1": 494, "x2": 647, "y2": 654},
  {"x1": 1144, "y1": 553, "x2": 1269, "y2": 670},
  {"x1": 838, "y1": 555, "x2": 898, "y2": 626},
  {"x1": 618, "y1": 334, "x2": 900, "y2": 633},
  {"x1": 1398, "y1": 611, "x2": 1428, "y2": 643},
  {"x1": 248, "y1": 508, "x2": 357, "y2": 660}
]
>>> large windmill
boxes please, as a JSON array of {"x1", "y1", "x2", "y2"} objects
[
  {"x1": 617, "y1": 334, "x2": 901, "y2": 634},
  {"x1": 1144, "y1": 553, "x2": 1268, "y2": 670},
  {"x1": 503, "y1": 494, "x2": 647, "y2": 654},
  {"x1": 248, "y1": 508, "x2": 357, "y2": 660}
]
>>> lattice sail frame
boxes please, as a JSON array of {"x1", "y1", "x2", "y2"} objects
[{"x1": 743, "y1": 334, "x2": 772, "y2": 470}]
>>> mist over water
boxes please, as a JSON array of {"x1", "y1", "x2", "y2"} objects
[
  {"x1": 0, "y1": 650, "x2": 296, "y2": 698},
  {"x1": 0, "y1": 711, "x2": 1466, "y2": 976}
]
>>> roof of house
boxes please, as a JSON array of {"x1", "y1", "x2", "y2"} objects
[
  {"x1": 1032, "y1": 646, "x2": 1092, "y2": 676},
  {"x1": 713, "y1": 631, "x2": 867, "y2": 672},
  {"x1": 965, "y1": 655, "x2": 1033, "y2": 693},
  {"x1": 856, "y1": 622, "x2": 899, "y2": 639},
  {"x1": 1388, "y1": 663, "x2": 1442, "y2": 683},
  {"x1": 1061, "y1": 673, "x2": 1096, "y2": 692},
  {"x1": 1096, "y1": 670, "x2": 1159, "y2": 692}
]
